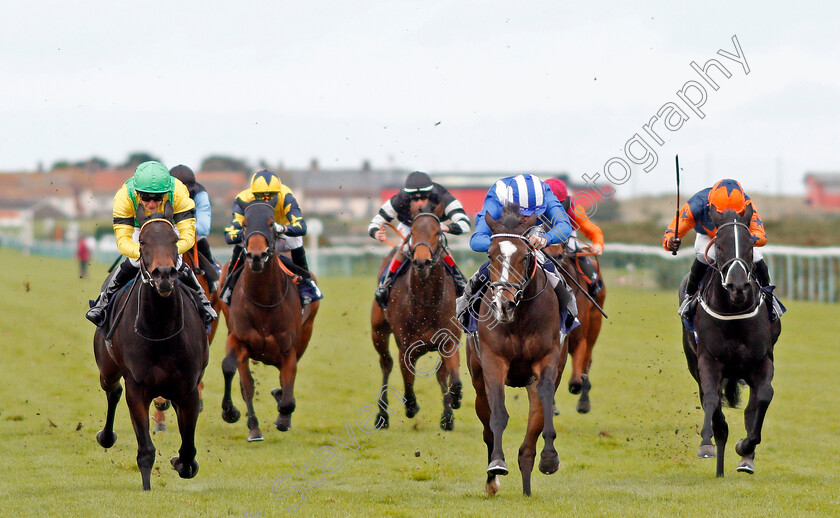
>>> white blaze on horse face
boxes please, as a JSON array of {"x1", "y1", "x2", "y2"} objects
[
  {"x1": 492, "y1": 240, "x2": 518, "y2": 315},
  {"x1": 724, "y1": 220, "x2": 748, "y2": 285}
]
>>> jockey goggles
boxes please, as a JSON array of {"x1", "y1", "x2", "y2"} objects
[
  {"x1": 254, "y1": 192, "x2": 274, "y2": 201},
  {"x1": 409, "y1": 192, "x2": 430, "y2": 201},
  {"x1": 137, "y1": 191, "x2": 164, "y2": 202}
]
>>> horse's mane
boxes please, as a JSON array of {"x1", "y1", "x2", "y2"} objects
[{"x1": 499, "y1": 203, "x2": 522, "y2": 231}]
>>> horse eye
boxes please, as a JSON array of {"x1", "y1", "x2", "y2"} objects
[{"x1": 138, "y1": 240, "x2": 145, "y2": 245}]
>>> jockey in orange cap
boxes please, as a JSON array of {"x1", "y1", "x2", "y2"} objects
[
  {"x1": 544, "y1": 178, "x2": 604, "y2": 297},
  {"x1": 663, "y1": 179, "x2": 782, "y2": 320}
]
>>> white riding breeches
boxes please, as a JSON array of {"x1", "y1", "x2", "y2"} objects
[{"x1": 694, "y1": 233, "x2": 763, "y2": 265}]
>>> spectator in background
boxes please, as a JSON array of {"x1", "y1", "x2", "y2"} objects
[{"x1": 77, "y1": 235, "x2": 90, "y2": 278}]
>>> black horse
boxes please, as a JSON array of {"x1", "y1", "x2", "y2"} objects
[
  {"x1": 681, "y1": 205, "x2": 781, "y2": 477},
  {"x1": 93, "y1": 204, "x2": 209, "y2": 490}
]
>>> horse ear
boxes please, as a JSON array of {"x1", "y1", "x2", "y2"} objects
[
  {"x1": 136, "y1": 205, "x2": 148, "y2": 227},
  {"x1": 164, "y1": 200, "x2": 174, "y2": 222},
  {"x1": 709, "y1": 205, "x2": 724, "y2": 226},
  {"x1": 485, "y1": 211, "x2": 501, "y2": 233},
  {"x1": 741, "y1": 203, "x2": 754, "y2": 224}
]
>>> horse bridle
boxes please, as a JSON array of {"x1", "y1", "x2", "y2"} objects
[
  {"x1": 243, "y1": 202, "x2": 276, "y2": 265},
  {"x1": 488, "y1": 233, "x2": 538, "y2": 305},
  {"x1": 138, "y1": 217, "x2": 177, "y2": 285},
  {"x1": 710, "y1": 220, "x2": 755, "y2": 289},
  {"x1": 405, "y1": 213, "x2": 447, "y2": 264}
]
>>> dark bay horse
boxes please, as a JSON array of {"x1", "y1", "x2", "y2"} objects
[
  {"x1": 681, "y1": 205, "x2": 781, "y2": 476},
  {"x1": 152, "y1": 243, "x2": 222, "y2": 431},
  {"x1": 221, "y1": 201, "x2": 320, "y2": 441},
  {"x1": 467, "y1": 205, "x2": 567, "y2": 496},
  {"x1": 371, "y1": 203, "x2": 462, "y2": 430},
  {"x1": 93, "y1": 205, "x2": 209, "y2": 490},
  {"x1": 547, "y1": 243, "x2": 606, "y2": 414}
]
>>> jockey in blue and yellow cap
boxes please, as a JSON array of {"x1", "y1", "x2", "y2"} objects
[
  {"x1": 457, "y1": 174, "x2": 578, "y2": 333},
  {"x1": 663, "y1": 179, "x2": 781, "y2": 320},
  {"x1": 85, "y1": 161, "x2": 217, "y2": 327},
  {"x1": 221, "y1": 170, "x2": 322, "y2": 307}
]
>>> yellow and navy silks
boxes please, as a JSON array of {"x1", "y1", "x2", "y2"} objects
[
  {"x1": 112, "y1": 177, "x2": 197, "y2": 259},
  {"x1": 224, "y1": 185, "x2": 307, "y2": 245}
]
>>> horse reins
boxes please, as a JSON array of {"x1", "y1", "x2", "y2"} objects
[
  {"x1": 488, "y1": 233, "x2": 539, "y2": 305},
  {"x1": 698, "y1": 219, "x2": 763, "y2": 319},
  {"x1": 406, "y1": 213, "x2": 447, "y2": 264}
]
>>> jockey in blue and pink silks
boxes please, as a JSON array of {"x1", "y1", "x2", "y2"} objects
[{"x1": 456, "y1": 173, "x2": 578, "y2": 333}]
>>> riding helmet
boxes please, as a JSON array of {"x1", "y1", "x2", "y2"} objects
[
  {"x1": 708, "y1": 179, "x2": 747, "y2": 213},
  {"x1": 250, "y1": 170, "x2": 283, "y2": 194},
  {"x1": 404, "y1": 171, "x2": 434, "y2": 193},
  {"x1": 133, "y1": 161, "x2": 173, "y2": 194}
]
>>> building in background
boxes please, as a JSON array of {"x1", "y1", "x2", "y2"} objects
[{"x1": 805, "y1": 173, "x2": 840, "y2": 211}]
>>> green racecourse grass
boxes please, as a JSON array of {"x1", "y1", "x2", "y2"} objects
[{"x1": 1, "y1": 248, "x2": 839, "y2": 517}]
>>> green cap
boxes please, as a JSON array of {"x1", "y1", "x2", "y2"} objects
[{"x1": 133, "y1": 161, "x2": 173, "y2": 194}]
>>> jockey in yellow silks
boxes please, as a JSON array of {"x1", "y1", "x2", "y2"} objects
[
  {"x1": 220, "y1": 170, "x2": 322, "y2": 307},
  {"x1": 85, "y1": 161, "x2": 217, "y2": 327}
]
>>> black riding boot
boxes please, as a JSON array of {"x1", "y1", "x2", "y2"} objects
[
  {"x1": 85, "y1": 259, "x2": 139, "y2": 327},
  {"x1": 456, "y1": 270, "x2": 489, "y2": 330},
  {"x1": 754, "y1": 259, "x2": 770, "y2": 287},
  {"x1": 553, "y1": 277, "x2": 577, "y2": 332},
  {"x1": 220, "y1": 245, "x2": 245, "y2": 305},
  {"x1": 679, "y1": 259, "x2": 710, "y2": 317},
  {"x1": 179, "y1": 263, "x2": 218, "y2": 325},
  {"x1": 577, "y1": 255, "x2": 601, "y2": 297},
  {"x1": 375, "y1": 266, "x2": 398, "y2": 306},
  {"x1": 447, "y1": 259, "x2": 468, "y2": 297},
  {"x1": 195, "y1": 237, "x2": 220, "y2": 291},
  {"x1": 753, "y1": 259, "x2": 784, "y2": 320},
  {"x1": 290, "y1": 247, "x2": 322, "y2": 305}
]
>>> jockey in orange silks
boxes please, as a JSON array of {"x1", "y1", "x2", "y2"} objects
[
  {"x1": 544, "y1": 178, "x2": 604, "y2": 297},
  {"x1": 663, "y1": 179, "x2": 782, "y2": 320}
]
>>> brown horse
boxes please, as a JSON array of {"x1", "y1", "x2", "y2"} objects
[
  {"x1": 547, "y1": 243, "x2": 606, "y2": 414},
  {"x1": 152, "y1": 244, "x2": 222, "y2": 431},
  {"x1": 220, "y1": 201, "x2": 319, "y2": 441},
  {"x1": 93, "y1": 205, "x2": 209, "y2": 490},
  {"x1": 467, "y1": 205, "x2": 567, "y2": 497},
  {"x1": 371, "y1": 203, "x2": 462, "y2": 430}
]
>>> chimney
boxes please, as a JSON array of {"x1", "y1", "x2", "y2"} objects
[
  {"x1": 310, "y1": 159, "x2": 319, "y2": 172},
  {"x1": 362, "y1": 160, "x2": 371, "y2": 172}
]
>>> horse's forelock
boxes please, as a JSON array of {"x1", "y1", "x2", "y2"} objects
[{"x1": 499, "y1": 204, "x2": 522, "y2": 231}]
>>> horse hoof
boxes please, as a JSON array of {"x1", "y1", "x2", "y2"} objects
[
  {"x1": 552, "y1": 405, "x2": 560, "y2": 416},
  {"x1": 275, "y1": 414, "x2": 292, "y2": 432},
  {"x1": 576, "y1": 398, "x2": 591, "y2": 414},
  {"x1": 487, "y1": 459, "x2": 508, "y2": 477},
  {"x1": 375, "y1": 412, "x2": 389, "y2": 429},
  {"x1": 450, "y1": 382, "x2": 463, "y2": 410},
  {"x1": 198, "y1": 398, "x2": 203, "y2": 414},
  {"x1": 568, "y1": 381, "x2": 583, "y2": 395},
  {"x1": 154, "y1": 399, "x2": 171, "y2": 412},
  {"x1": 405, "y1": 399, "x2": 420, "y2": 419},
  {"x1": 736, "y1": 458, "x2": 755, "y2": 474},
  {"x1": 170, "y1": 456, "x2": 199, "y2": 479},
  {"x1": 221, "y1": 405, "x2": 241, "y2": 424},
  {"x1": 248, "y1": 429, "x2": 264, "y2": 442},
  {"x1": 96, "y1": 430, "x2": 117, "y2": 449},
  {"x1": 440, "y1": 413, "x2": 454, "y2": 431},
  {"x1": 697, "y1": 444, "x2": 716, "y2": 458},
  {"x1": 539, "y1": 452, "x2": 560, "y2": 475},
  {"x1": 485, "y1": 475, "x2": 500, "y2": 497},
  {"x1": 152, "y1": 422, "x2": 167, "y2": 433}
]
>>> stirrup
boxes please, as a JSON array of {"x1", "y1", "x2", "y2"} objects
[{"x1": 678, "y1": 294, "x2": 696, "y2": 318}]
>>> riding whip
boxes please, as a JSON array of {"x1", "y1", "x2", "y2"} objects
[
  {"x1": 672, "y1": 155, "x2": 680, "y2": 256},
  {"x1": 542, "y1": 252, "x2": 608, "y2": 319}
]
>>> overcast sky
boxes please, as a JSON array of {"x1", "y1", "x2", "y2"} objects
[{"x1": 2, "y1": 1, "x2": 838, "y2": 195}]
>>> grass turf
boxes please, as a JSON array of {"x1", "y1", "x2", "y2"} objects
[{"x1": 1, "y1": 248, "x2": 838, "y2": 517}]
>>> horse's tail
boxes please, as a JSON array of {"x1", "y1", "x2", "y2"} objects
[{"x1": 722, "y1": 377, "x2": 741, "y2": 408}]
